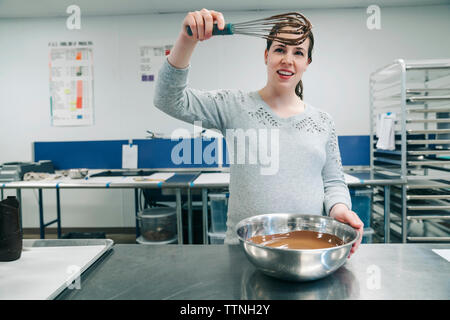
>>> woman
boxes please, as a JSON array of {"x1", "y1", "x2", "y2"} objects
[{"x1": 154, "y1": 9, "x2": 363, "y2": 257}]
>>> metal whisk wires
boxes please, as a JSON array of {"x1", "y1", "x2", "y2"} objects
[{"x1": 229, "y1": 12, "x2": 312, "y2": 45}]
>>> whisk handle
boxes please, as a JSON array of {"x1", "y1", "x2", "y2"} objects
[{"x1": 186, "y1": 23, "x2": 233, "y2": 36}]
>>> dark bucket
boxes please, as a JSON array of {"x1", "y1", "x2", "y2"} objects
[{"x1": 0, "y1": 196, "x2": 22, "y2": 262}]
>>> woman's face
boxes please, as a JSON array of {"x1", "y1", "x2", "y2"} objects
[{"x1": 264, "y1": 36, "x2": 311, "y2": 93}]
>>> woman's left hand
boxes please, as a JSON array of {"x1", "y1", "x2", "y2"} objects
[{"x1": 329, "y1": 203, "x2": 364, "y2": 258}]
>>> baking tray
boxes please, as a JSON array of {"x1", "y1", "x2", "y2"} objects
[{"x1": 0, "y1": 239, "x2": 113, "y2": 300}]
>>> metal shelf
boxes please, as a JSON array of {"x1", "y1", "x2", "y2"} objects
[
  {"x1": 407, "y1": 195, "x2": 450, "y2": 200},
  {"x1": 403, "y1": 139, "x2": 450, "y2": 144},
  {"x1": 407, "y1": 236, "x2": 450, "y2": 241},
  {"x1": 407, "y1": 108, "x2": 450, "y2": 114},
  {"x1": 372, "y1": 165, "x2": 403, "y2": 175},
  {"x1": 420, "y1": 165, "x2": 450, "y2": 173},
  {"x1": 407, "y1": 95, "x2": 450, "y2": 103},
  {"x1": 407, "y1": 205, "x2": 450, "y2": 212},
  {"x1": 372, "y1": 202, "x2": 450, "y2": 242},
  {"x1": 375, "y1": 89, "x2": 450, "y2": 101},
  {"x1": 406, "y1": 119, "x2": 450, "y2": 124},
  {"x1": 373, "y1": 97, "x2": 447, "y2": 104},
  {"x1": 407, "y1": 160, "x2": 450, "y2": 166},
  {"x1": 374, "y1": 157, "x2": 402, "y2": 165},
  {"x1": 407, "y1": 129, "x2": 450, "y2": 135},
  {"x1": 370, "y1": 59, "x2": 450, "y2": 243},
  {"x1": 404, "y1": 180, "x2": 449, "y2": 189},
  {"x1": 405, "y1": 61, "x2": 450, "y2": 70},
  {"x1": 371, "y1": 60, "x2": 450, "y2": 84},
  {"x1": 408, "y1": 149, "x2": 450, "y2": 155},
  {"x1": 406, "y1": 88, "x2": 450, "y2": 95}
]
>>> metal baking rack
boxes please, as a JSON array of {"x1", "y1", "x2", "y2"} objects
[{"x1": 369, "y1": 59, "x2": 450, "y2": 243}]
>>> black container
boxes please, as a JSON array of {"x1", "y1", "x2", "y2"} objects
[{"x1": 0, "y1": 196, "x2": 22, "y2": 261}]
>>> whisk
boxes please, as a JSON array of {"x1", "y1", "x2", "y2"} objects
[{"x1": 186, "y1": 12, "x2": 312, "y2": 46}]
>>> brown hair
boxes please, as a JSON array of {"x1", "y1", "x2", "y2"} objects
[{"x1": 266, "y1": 28, "x2": 314, "y2": 100}]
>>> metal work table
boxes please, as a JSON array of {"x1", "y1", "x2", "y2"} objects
[
  {"x1": 0, "y1": 170, "x2": 204, "y2": 244},
  {"x1": 57, "y1": 243, "x2": 450, "y2": 300},
  {"x1": 1, "y1": 168, "x2": 405, "y2": 245},
  {"x1": 190, "y1": 170, "x2": 405, "y2": 244}
]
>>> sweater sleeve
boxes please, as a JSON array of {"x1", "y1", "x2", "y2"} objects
[
  {"x1": 322, "y1": 116, "x2": 352, "y2": 215},
  {"x1": 153, "y1": 58, "x2": 230, "y2": 133}
]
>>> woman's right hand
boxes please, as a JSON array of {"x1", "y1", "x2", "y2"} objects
[{"x1": 181, "y1": 9, "x2": 225, "y2": 42}]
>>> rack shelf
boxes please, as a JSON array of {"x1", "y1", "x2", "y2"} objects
[{"x1": 370, "y1": 59, "x2": 450, "y2": 243}]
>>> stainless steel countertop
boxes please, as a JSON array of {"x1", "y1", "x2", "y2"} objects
[{"x1": 57, "y1": 244, "x2": 449, "y2": 300}]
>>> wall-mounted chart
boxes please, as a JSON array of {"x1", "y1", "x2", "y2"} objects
[
  {"x1": 49, "y1": 41, "x2": 94, "y2": 126},
  {"x1": 138, "y1": 42, "x2": 172, "y2": 83}
]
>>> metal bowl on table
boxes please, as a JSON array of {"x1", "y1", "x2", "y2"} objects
[{"x1": 236, "y1": 213, "x2": 359, "y2": 282}]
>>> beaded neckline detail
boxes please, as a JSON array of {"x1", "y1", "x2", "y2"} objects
[{"x1": 248, "y1": 92, "x2": 333, "y2": 135}]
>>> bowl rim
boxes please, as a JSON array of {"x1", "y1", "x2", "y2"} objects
[{"x1": 235, "y1": 213, "x2": 360, "y2": 253}]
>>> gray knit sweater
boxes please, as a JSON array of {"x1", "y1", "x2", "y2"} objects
[{"x1": 154, "y1": 59, "x2": 351, "y2": 244}]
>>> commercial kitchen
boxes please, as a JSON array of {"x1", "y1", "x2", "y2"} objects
[{"x1": 0, "y1": 0, "x2": 449, "y2": 301}]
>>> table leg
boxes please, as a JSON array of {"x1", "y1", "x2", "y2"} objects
[
  {"x1": 202, "y1": 188, "x2": 208, "y2": 244},
  {"x1": 56, "y1": 188, "x2": 62, "y2": 238},
  {"x1": 38, "y1": 189, "x2": 45, "y2": 239},
  {"x1": 383, "y1": 185, "x2": 390, "y2": 243},
  {"x1": 134, "y1": 188, "x2": 140, "y2": 238},
  {"x1": 402, "y1": 185, "x2": 407, "y2": 243},
  {"x1": 176, "y1": 188, "x2": 183, "y2": 244},
  {"x1": 187, "y1": 188, "x2": 193, "y2": 244},
  {"x1": 16, "y1": 189, "x2": 22, "y2": 233}
]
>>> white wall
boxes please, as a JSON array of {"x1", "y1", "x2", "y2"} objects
[{"x1": 1, "y1": 5, "x2": 449, "y2": 228}]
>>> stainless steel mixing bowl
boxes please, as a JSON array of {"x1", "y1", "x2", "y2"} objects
[{"x1": 236, "y1": 213, "x2": 360, "y2": 282}]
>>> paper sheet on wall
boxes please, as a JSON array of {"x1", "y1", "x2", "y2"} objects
[
  {"x1": 49, "y1": 41, "x2": 94, "y2": 126},
  {"x1": 138, "y1": 42, "x2": 173, "y2": 82},
  {"x1": 122, "y1": 144, "x2": 138, "y2": 169}
]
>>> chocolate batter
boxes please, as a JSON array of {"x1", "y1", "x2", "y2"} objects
[{"x1": 249, "y1": 230, "x2": 343, "y2": 249}]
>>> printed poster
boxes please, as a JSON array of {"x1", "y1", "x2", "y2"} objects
[
  {"x1": 139, "y1": 43, "x2": 173, "y2": 82},
  {"x1": 49, "y1": 41, "x2": 94, "y2": 126}
]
